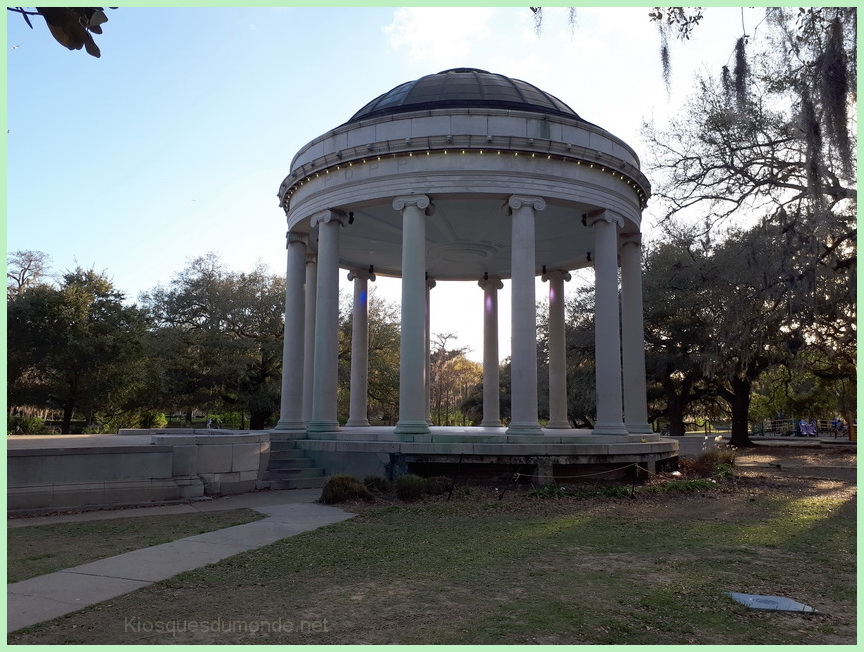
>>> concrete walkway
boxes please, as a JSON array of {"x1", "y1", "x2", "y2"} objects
[{"x1": 7, "y1": 489, "x2": 354, "y2": 633}]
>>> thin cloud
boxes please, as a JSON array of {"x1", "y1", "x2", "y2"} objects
[{"x1": 384, "y1": 7, "x2": 495, "y2": 66}]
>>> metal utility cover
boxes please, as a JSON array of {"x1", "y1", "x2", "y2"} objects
[{"x1": 726, "y1": 592, "x2": 818, "y2": 613}]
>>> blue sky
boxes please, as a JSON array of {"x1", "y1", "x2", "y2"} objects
[{"x1": 5, "y1": 6, "x2": 763, "y2": 359}]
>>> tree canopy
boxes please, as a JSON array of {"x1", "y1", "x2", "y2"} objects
[{"x1": 8, "y1": 7, "x2": 114, "y2": 57}]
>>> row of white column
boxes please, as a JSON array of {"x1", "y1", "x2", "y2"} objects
[{"x1": 275, "y1": 194, "x2": 651, "y2": 436}]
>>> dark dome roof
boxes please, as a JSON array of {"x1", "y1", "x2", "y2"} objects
[{"x1": 347, "y1": 68, "x2": 585, "y2": 124}]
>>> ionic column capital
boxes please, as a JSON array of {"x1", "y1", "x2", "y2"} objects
[
  {"x1": 620, "y1": 233, "x2": 643, "y2": 248},
  {"x1": 347, "y1": 268, "x2": 376, "y2": 282},
  {"x1": 393, "y1": 194, "x2": 435, "y2": 215},
  {"x1": 505, "y1": 195, "x2": 546, "y2": 214},
  {"x1": 286, "y1": 232, "x2": 308, "y2": 247},
  {"x1": 426, "y1": 277, "x2": 437, "y2": 290},
  {"x1": 585, "y1": 209, "x2": 624, "y2": 229},
  {"x1": 310, "y1": 209, "x2": 349, "y2": 228},
  {"x1": 305, "y1": 252, "x2": 317, "y2": 265},
  {"x1": 542, "y1": 269, "x2": 572, "y2": 283},
  {"x1": 478, "y1": 275, "x2": 504, "y2": 291}
]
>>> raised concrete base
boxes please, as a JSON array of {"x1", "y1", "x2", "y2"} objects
[{"x1": 290, "y1": 426, "x2": 679, "y2": 483}]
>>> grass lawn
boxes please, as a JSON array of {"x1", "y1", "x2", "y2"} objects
[
  {"x1": 7, "y1": 508, "x2": 264, "y2": 583},
  {"x1": 8, "y1": 446, "x2": 856, "y2": 644}
]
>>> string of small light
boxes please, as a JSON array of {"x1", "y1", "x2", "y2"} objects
[{"x1": 281, "y1": 145, "x2": 649, "y2": 212}]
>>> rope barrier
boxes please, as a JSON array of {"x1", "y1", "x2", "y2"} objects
[
  {"x1": 511, "y1": 462, "x2": 665, "y2": 482},
  {"x1": 513, "y1": 463, "x2": 639, "y2": 481}
]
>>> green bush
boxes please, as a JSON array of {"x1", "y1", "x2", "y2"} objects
[
  {"x1": 321, "y1": 475, "x2": 374, "y2": 504},
  {"x1": 395, "y1": 474, "x2": 426, "y2": 501},
  {"x1": 363, "y1": 475, "x2": 392, "y2": 493},
  {"x1": 139, "y1": 411, "x2": 168, "y2": 429},
  {"x1": 712, "y1": 462, "x2": 736, "y2": 480},
  {"x1": 678, "y1": 447, "x2": 737, "y2": 477},
  {"x1": 7, "y1": 415, "x2": 53, "y2": 435},
  {"x1": 424, "y1": 476, "x2": 453, "y2": 496}
]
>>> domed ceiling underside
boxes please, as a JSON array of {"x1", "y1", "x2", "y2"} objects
[{"x1": 347, "y1": 67, "x2": 588, "y2": 124}]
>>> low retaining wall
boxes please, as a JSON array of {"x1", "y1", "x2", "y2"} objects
[{"x1": 8, "y1": 430, "x2": 270, "y2": 513}]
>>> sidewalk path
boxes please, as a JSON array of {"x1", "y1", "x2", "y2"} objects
[{"x1": 7, "y1": 490, "x2": 353, "y2": 633}]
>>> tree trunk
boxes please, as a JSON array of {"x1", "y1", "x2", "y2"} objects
[
  {"x1": 61, "y1": 402, "x2": 75, "y2": 435},
  {"x1": 727, "y1": 376, "x2": 755, "y2": 448},
  {"x1": 662, "y1": 378, "x2": 688, "y2": 436},
  {"x1": 249, "y1": 410, "x2": 270, "y2": 431}
]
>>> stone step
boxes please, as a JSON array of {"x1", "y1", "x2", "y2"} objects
[
  {"x1": 265, "y1": 467, "x2": 326, "y2": 480},
  {"x1": 268, "y1": 431, "x2": 307, "y2": 441},
  {"x1": 267, "y1": 457, "x2": 317, "y2": 469},
  {"x1": 268, "y1": 449, "x2": 305, "y2": 460},
  {"x1": 265, "y1": 476, "x2": 328, "y2": 490},
  {"x1": 269, "y1": 440, "x2": 300, "y2": 452}
]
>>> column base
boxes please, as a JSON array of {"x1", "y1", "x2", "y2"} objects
[
  {"x1": 345, "y1": 418, "x2": 370, "y2": 427},
  {"x1": 626, "y1": 422, "x2": 653, "y2": 435},
  {"x1": 592, "y1": 422, "x2": 629, "y2": 436},
  {"x1": 505, "y1": 422, "x2": 543, "y2": 436},
  {"x1": 480, "y1": 419, "x2": 503, "y2": 428},
  {"x1": 545, "y1": 420, "x2": 571, "y2": 429},
  {"x1": 273, "y1": 419, "x2": 307, "y2": 431},
  {"x1": 394, "y1": 420, "x2": 431, "y2": 435},
  {"x1": 306, "y1": 420, "x2": 341, "y2": 434}
]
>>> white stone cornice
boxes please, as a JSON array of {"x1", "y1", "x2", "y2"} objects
[
  {"x1": 310, "y1": 209, "x2": 349, "y2": 228},
  {"x1": 585, "y1": 209, "x2": 624, "y2": 229},
  {"x1": 347, "y1": 268, "x2": 376, "y2": 282},
  {"x1": 505, "y1": 195, "x2": 546, "y2": 214},
  {"x1": 393, "y1": 194, "x2": 434, "y2": 215},
  {"x1": 478, "y1": 275, "x2": 504, "y2": 291},
  {"x1": 541, "y1": 269, "x2": 572, "y2": 283}
]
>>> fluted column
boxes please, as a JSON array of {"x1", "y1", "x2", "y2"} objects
[
  {"x1": 506, "y1": 195, "x2": 544, "y2": 436},
  {"x1": 346, "y1": 268, "x2": 375, "y2": 427},
  {"x1": 274, "y1": 232, "x2": 307, "y2": 430},
  {"x1": 620, "y1": 234, "x2": 652, "y2": 434},
  {"x1": 478, "y1": 275, "x2": 504, "y2": 427},
  {"x1": 394, "y1": 195, "x2": 433, "y2": 435},
  {"x1": 542, "y1": 269, "x2": 572, "y2": 429},
  {"x1": 301, "y1": 252, "x2": 317, "y2": 424},
  {"x1": 307, "y1": 210, "x2": 348, "y2": 434},
  {"x1": 425, "y1": 277, "x2": 436, "y2": 425},
  {"x1": 588, "y1": 210, "x2": 628, "y2": 435}
]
